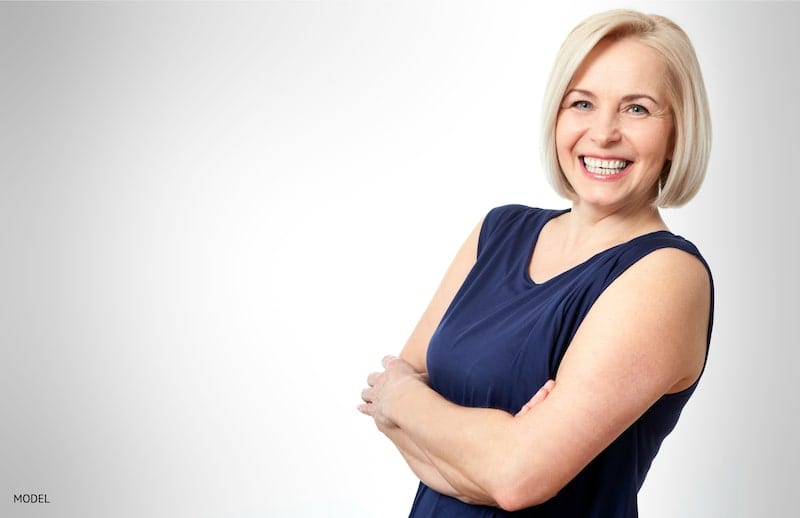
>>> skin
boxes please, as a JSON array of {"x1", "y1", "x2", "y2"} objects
[{"x1": 358, "y1": 37, "x2": 711, "y2": 512}]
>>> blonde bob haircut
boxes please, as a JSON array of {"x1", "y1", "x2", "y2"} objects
[{"x1": 540, "y1": 9, "x2": 711, "y2": 207}]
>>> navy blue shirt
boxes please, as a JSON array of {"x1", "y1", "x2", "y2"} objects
[{"x1": 409, "y1": 205, "x2": 714, "y2": 517}]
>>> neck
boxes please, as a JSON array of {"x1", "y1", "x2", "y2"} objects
[{"x1": 560, "y1": 200, "x2": 667, "y2": 249}]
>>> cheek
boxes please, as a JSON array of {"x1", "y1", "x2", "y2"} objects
[
  {"x1": 643, "y1": 135, "x2": 672, "y2": 165},
  {"x1": 554, "y1": 123, "x2": 570, "y2": 156},
  {"x1": 555, "y1": 112, "x2": 581, "y2": 152},
  {"x1": 642, "y1": 121, "x2": 674, "y2": 161},
  {"x1": 554, "y1": 124, "x2": 579, "y2": 175}
]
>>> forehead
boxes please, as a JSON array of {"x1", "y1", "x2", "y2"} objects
[{"x1": 568, "y1": 38, "x2": 668, "y2": 99}]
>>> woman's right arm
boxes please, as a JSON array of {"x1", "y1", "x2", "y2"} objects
[
  {"x1": 378, "y1": 423, "x2": 480, "y2": 502},
  {"x1": 377, "y1": 381, "x2": 555, "y2": 505},
  {"x1": 397, "y1": 219, "x2": 483, "y2": 372},
  {"x1": 379, "y1": 219, "x2": 484, "y2": 498},
  {"x1": 379, "y1": 217, "x2": 553, "y2": 502}
]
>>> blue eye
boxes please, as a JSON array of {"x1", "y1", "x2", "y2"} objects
[
  {"x1": 627, "y1": 104, "x2": 649, "y2": 115},
  {"x1": 572, "y1": 100, "x2": 592, "y2": 110}
]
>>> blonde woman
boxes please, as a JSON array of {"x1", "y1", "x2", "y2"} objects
[{"x1": 359, "y1": 9, "x2": 713, "y2": 516}]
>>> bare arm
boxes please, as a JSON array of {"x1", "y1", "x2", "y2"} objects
[
  {"x1": 361, "y1": 218, "x2": 555, "y2": 503},
  {"x1": 362, "y1": 247, "x2": 711, "y2": 511},
  {"x1": 397, "y1": 219, "x2": 483, "y2": 373},
  {"x1": 377, "y1": 421, "x2": 465, "y2": 500},
  {"x1": 365, "y1": 369, "x2": 556, "y2": 505},
  {"x1": 367, "y1": 218, "x2": 494, "y2": 501}
]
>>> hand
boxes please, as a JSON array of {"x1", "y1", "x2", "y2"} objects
[
  {"x1": 515, "y1": 379, "x2": 555, "y2": 417},
  {"x1": 358, "y1": 355, "x2": 425, "y2": 427}
]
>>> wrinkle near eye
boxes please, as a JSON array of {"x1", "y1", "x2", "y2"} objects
[{"x1": 644, "y1": 107, "x2": 672, "y2": 119}]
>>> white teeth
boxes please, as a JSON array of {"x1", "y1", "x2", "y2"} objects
[{"x1": 582, "y1": 156, "x2": 629, "y2": 175}]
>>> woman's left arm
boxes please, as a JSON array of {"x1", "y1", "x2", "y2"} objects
[{"x1": 360, "y1": 248, "x2": 711, "y2": 511}]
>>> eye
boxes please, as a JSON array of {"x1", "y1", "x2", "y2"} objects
[
  {"x1": 626, "y1": 104, "x2": 650, "y2": 115},
  {"x1": 571, "y1": 100, "x2": 592, "y2": 111}
]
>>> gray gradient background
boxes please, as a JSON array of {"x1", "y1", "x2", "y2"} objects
[{"x1": 1, "y1": 1, "x2": 797, "y2": 517}]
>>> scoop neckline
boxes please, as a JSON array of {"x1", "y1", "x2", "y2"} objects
[{"x1": 523, "y1": 209, "x2": 673, "y2": 287}]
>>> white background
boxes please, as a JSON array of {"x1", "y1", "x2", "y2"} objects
[{"x1": 1, "y1": 1, "x2": 798, "y2": 517}]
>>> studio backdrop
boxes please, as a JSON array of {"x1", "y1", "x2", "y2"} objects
[{"x1": 1, "y1": 1, "x2": 797, "y2": 517}]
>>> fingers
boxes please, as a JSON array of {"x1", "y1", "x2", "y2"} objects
[
  {"x1": 357, "y1": 401, "x2": 378, "y2": 418},
  {"x1": 515, "y1": 379, "x2": 556, "y2": 417},
  {"x1": 536, "y1": 379, "x2": 555, "y2": 394},
  {"x1": 359, "y1": 384, "x2": 375, "y2": 416},
  {"x1": 367, "y1": 371, "x2": 380, "y2": 387},
  {"x1": 357, "y1": 356, "x2": 400, "y2": 418}
]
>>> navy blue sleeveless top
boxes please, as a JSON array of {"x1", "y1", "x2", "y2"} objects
[{"x1": 409, "y1": 205, "x2": 714, "y2": 518}]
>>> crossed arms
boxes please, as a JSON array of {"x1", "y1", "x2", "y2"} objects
[{"x1": 358, "y1": 220, "x2": 711, "y2": 511}]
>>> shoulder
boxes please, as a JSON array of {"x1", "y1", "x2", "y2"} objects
[
  {"x1": 603, "y1": 232, "x2": 713, "y2": 300},
  {"x1": 577, "y1": 243, "x2": 713, "y2": 392},
  {"x1": 622, "y1": 248, "x2": 713, "y2": 349},
  {"x1": 479, "y1": 204, "x2": 563, "y2": 251},
  {"x1": 482, "y1": 204, "x2": 536, "y2": 225},
  {"x1": 623, "y1": 236, "x2": 712, "y2": 298},
  {"x1": 605, "y1": 238, "x2": 712, "y2": 331},
  {"x1": 599, "y1": 243, "x2": 712, "y2": 365},
  {"x1": 483, "y1": 204, "x2": 553, "y2": 221}
]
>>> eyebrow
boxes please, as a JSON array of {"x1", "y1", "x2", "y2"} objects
[{"x1": 565, "y1": 88, "x2": 661, "y2": 106}]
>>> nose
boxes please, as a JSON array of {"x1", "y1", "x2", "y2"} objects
[{"x1": 589, "y1": 108, "x2": 621, "y2": 146}]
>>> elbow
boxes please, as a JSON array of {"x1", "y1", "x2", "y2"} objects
[
  {"x1": 494, "y1": 490, "x2": 555, "y2": 513},
  {"x1": 491, "y1": 475, "x2": 560, "y2": 512}
]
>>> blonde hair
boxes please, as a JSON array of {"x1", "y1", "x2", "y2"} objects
[{"x1": 540, "y1": 9, "x2": 711, "y2": 207}]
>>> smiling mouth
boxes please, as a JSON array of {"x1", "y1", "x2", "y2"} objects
[{"x1": 581, "y1": 156, "x2": 631, "y2": 175}]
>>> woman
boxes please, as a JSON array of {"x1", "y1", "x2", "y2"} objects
[{"x1": 358, "y1": 9, "x2": 713, "y2": 516}]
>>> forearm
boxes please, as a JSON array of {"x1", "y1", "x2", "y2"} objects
[
  {"x1": 360, "y1": 355, "x2": 554, "y2": 508},
  {"x1": 388, "y1": 378, "x2": 523, "y2": 503},
  {"x1": 380, "y1": 423, "x2": 496, "y2": 506}
]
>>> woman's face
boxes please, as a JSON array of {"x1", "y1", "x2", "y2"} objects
[{"x1": 555, "y1": 37, "x2": 674, "y2": 212}]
